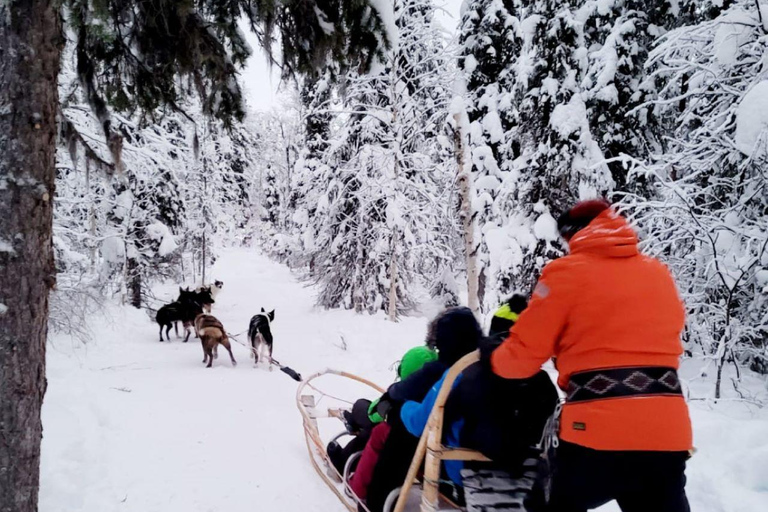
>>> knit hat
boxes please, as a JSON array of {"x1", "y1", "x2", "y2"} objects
[
  {"x1": 398, "y1": 346, "x2": 438, "y2": 380},
  {"x1": 557, "y1": 199, "x2": 612, "y2": 240},
  {"x1": 494, "y1": 294, "x2": 528, "y2": 321}
]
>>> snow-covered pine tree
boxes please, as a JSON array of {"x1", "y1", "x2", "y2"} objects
[
  {"x1": 579, "y1": 0, "x2": 731, "y2": 192},
  {"x1": 2, "y1": 2, "x2": 391, "y2": 508},
  {"x1": 289, "y1": 72, "x2": 335, "y2": 271},
  {"x1": 311, "y1": 0, "x2": 455, "y2": 318},
  {"x1": 247, "y1": 103, "x2": 304, "y2": 261},
  {"x1": 57, "y1": 68, "x2": 191, "y2": 310},
  {"x1": 467, "y1": 0, "x2": 611, "y2": 311},
  {"x1": 181, "y1": 115, "x2": 260, "y2": 280},
  {"x1": 458, "y1": 0, "x2": 525, "y2": 309},
  {"x1": 623, "y1": 1, "x2": 768, "y2": 396}
]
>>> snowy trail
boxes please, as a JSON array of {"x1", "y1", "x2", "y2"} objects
[
  {"x1": 40, "y1": 249, "x2": 423, "y2": 512},
  {"x1": 40, "y1": 248, "x2": 768, "y2": 512}
]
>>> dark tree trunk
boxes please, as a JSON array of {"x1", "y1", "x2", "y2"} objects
[
  {"x1": 0, "y1": 1, "x2": 62, "y2": 511},
  {"x1": 127, "y1": 257, "x2": 142, "y2": 308}
]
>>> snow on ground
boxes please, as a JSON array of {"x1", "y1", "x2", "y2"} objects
[{"x1": 40, "y1": 248, "x2": 768, "y2": 512}]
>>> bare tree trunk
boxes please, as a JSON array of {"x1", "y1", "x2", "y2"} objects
[
  {"x1": 454, "y1": 113, "x2": 480, "y2": 315},
  {"x1": 388, "y1": 229, "x2": 398, "y2": 322},
  {"x1": 0, "y1": 2, "x2": 62, "y2": 511},
  {"x1": 127, "y1": 256, "x2": 142, "y2": 308}
]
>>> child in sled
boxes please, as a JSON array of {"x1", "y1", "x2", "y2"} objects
[
  {"x1": 398, "y1": 295, "x2": 559, "y2": 511},
  {"x1": 327, "y1": 345, "x2": 438, "y2": 476},
  {"x1": 363, "y1": 307, "x2": 483, "y2": 512}
]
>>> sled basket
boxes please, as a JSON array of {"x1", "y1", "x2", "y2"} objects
[{"x1": 297, "y1": 351, "x2": 503, "y2": 512}]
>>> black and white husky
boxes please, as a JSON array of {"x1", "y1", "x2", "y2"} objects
[
  {"x1": 248, "y1": 308, "x2": 275, "y2": 368},
  {"x1": 195, "y1": 280, "x2": 223, "y2": 313}
]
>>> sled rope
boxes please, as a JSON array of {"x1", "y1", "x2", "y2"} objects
[
  {"x1": 226, "y1": 331, "x2": 303, "y2": 382},
  {"x1": 305, "y1": 381, "x2": 355, "y2": 406},
  {"x1": 537, "y1": 401, "x2": 563, "y2": 452}
]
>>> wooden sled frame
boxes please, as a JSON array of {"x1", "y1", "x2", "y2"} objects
[
  {"x1": 297, "y1": 369, "x2": 385, "y2": 512},
  {"x1": 393, "y1": 350, "x2": 488, "y2": 512},
  {"x1": 297, "y1": 351, "x2": 488, "y2": 512}
]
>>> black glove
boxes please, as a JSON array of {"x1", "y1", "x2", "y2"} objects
[
  {"x1": 342, "y1": 410, "x2": 358, "y2": 434},
  {"x1": 479, "y1": 335, "x2": 503, "y2": 370},
  {"x1": 375, "y1": 395, "x2": 393, "y2": 420}
]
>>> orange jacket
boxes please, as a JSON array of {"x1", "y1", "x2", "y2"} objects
[{"x1": 491, "y1": 209, "x2": 692, "y2": 451}]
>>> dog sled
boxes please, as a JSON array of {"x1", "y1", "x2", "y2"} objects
[{"x1": 298, "y1": 351, "x2": 539, "y2": 512}]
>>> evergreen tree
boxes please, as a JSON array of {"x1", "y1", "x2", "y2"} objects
[
  {"x1": 290, "y1": 73, "x2": 335, "y2": 270},
  {"x1": 0, "y1": 3, "x2": 389, "y2": 508},
  {"x1": 624, "y1": 0, "x2": 768, "y2": 392},
  {"x1": 311, "y1": 0, "x2": 455, "y2": 318},
  {"x1": 458, "y1": 0, "x2": 525, "y2": 308}
]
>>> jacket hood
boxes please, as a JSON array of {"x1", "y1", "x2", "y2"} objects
[
  {"x1": 568, "y1": 209, "x2": 639, "y2": 258},
  {"x1": 427, "y1": 307, "x2": 482, "y2": 366}
]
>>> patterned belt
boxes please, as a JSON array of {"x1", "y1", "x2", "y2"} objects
[{"x1": 566, "y1": 366, "x2": 683, "y2": 403}]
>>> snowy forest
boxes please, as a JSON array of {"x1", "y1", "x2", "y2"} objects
[
  {"x1": 2, "y1": 0, "x2": 768, "y2": 511},
  {"x1": 49, "y1": 0, "x2": 768, "y2": 389}
]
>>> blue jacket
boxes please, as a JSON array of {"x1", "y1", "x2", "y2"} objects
[{"x1": 400, "y1": 370, "x2": 464, "y2": 485}]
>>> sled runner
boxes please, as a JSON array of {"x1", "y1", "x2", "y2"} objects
[{"x1": 298, "y1": 351, "x2": 530, "y2": 512}]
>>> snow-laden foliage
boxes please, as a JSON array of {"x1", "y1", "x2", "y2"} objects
[
  {"x1": 247, "y1": 101, "x2": 305, "y2": 262},
  {"x1": 621, "y1": 0, "x2": 768, "y2": 392},
  {"x1": 458, "y1": 0, "x2": 613, "y2": 310},
  {"x1": 53, "y1": 48, "x2": 259, "y2": 327},
  {"x1": 264, "y1": 0, "x2": 458, "y2": 318},
  {"x1": 457, "y1": 0, "x2": 731, "y2": 314}
]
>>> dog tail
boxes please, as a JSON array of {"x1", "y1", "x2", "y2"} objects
[{"x1": 198, "y1": 326, "x2": 223, "y2": 339}]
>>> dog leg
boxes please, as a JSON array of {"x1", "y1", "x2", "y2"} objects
[
  {"x1": 268, "y1": 343, "x2": 274, "y2": 372},
  {"x1": 175, "y1": 322, "x2": 179, "y2": 338},
  {"x1": 222, "y1": 340, "x2": 236, "y2": 367},
  {"x1": 184, "y1": 322, "x2": 194, "y2": 343},
  {"x1": 214, "y1": 345, "x2": 219, "y2": 360},
  {"x1": 205, "y1": 344, "x2": 214, "y2": 368},
  {"x1": 166, "y1": 324, "x2": 173, "y2": 342}
]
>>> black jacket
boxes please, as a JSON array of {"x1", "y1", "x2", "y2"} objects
[
  {"x1": 445, "y1": 364, "x2": 559, "y2": 469},
  {"x1": 488, "y1": 315, "x2": 515, "y2": 340},
  {"x1": 388, "y1": 360, "x2": 447, "y2": 402}
]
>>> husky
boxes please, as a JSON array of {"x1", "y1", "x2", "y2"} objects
[
  {"x1": 195, "y1": 280, "x2": 222, "y2": 312},
  {"x1": 156, "y1": 288, "x2": 209, "y2": 342},
  {"x1": 248, "y1": 308, "x2": 275, "y2": 368},
  {"x1": 191, "y1": 286, "x2": 216, "y2": 313},
  {"x1": 194, "y1": 314, "x2": 236, "y2": 368},
  {"x1": 210, "y1": 280, "x2": 223, "y2": 300}
]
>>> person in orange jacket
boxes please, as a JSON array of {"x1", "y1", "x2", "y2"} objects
[{"x1": 487, "y1": 199, "x2": 693, "y2": 512}]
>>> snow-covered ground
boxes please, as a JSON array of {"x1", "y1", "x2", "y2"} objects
[{"x1": 40, "y1": 249, "x2": 768, "y2": 512}]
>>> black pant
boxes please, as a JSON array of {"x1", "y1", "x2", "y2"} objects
[
  {"x1": 328, "y1": 430, "x2": 371, "y2": 475},
  {"x1": 547, "y1": 441, "x2": 690, "y2": 512}
]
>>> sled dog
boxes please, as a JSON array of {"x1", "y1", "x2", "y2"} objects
[
  {"x1": 195, "y1": 281, "x2": 222, "y2": 312},
  {"x1": 248, "y1": 308, "x2": 275, "y2": 368},
  {"x1": 195, "y1": 314, "x2": 236, "y2": 368},
  {"x1": 156, "y1": 288, "x2": 208, "y2": 342}
]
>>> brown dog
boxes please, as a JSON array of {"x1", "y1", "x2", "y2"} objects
[{"x1": 194, "y1": 314, "x2": 236, "y2": 368}]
